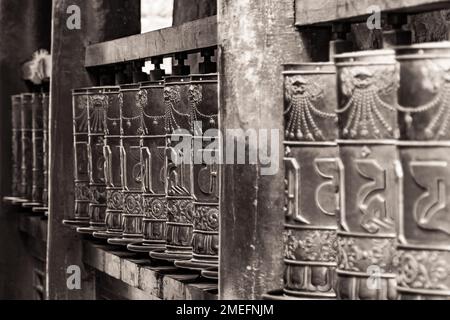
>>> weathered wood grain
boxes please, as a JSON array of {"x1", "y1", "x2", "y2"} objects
[
  {"x1": 218, "y1": 0, "x2": 311, "y2": 299},
  {"x1": 295, "y1": 0, "x2": 450, "y2": 26},
  {"x1": 85, "y1": 16, "x2": 217, "y2": 67}
]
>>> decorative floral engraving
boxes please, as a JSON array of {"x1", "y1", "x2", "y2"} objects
[
  {"x1": 337, "y1": 237, "x2": 395, "y2": 272},
  {"x1": 189, "y1": 84, "x2": 217, "y2": 135},
  {"x1": 89, "y1": 186, "x2": 106, "y2": 204},
  {"x1": 337, "y1": 66, "x2": 399, "y2": 138},
  {"x1": 284, "y1": 75, "x2": 336, "y2": 141},
  {"x1": 193, "y1": 205, "x2": 219, "y2": 231},
  {"x1": 394, "y1": 250, "x2": 450, "y2": 291},
  {"x1": 398, "y1": 60, "x2": 450, "y2": 139},
  {"x1": 167, "y1": 199, "x2": 194, "y2": 224},
  {"x1": 164, "y1": 86, "x2": 189, "y2": 133},
  {"x1": 74, "y1": 95, "x2": 88, "y2": 132},
  {"x1": 88, "y1": 95, "x2": 107, "y2": 133},
  {"x1": 141, "y1": 88, "x2": 165, "y2": 130},
  {"x1": 106, "y1": 189, "x2": 123, "y2": 210},
  {"x1": 284, "y1": 229, "x2": 337, "y2": 262},
  {"x1": 75, "y1": 182, "x2": 90, "y2": 201},
  {"x1": 124, "y1": 193, "x2": 142, "y2": 215},
  {"x1": 143, "y1": 197, "x2": 168, "y2": 220}
]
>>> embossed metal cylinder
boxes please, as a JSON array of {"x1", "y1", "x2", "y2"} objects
[
  {"x1": 93, "y1": 86, "x2": 123, "y2": 239},
  {"x1": 19, "y1": 93, "x2": 34, "y2": 203},
  {"x1": 280, "y1": 64, "x2": 339, "y2": 299},
  {"x1": 395, "y1": 42, "x2": 450, "y2": 300},
  {"x1": 151, "y1": 75, "x2": 193, "y2": 261},
  {"x1": 334, "y1": 50, "x2": 400, "y2": 300},
  {"x1": 175, "y1": 74, "x2": 220, "y2": 270},
  {"x1": 109, "y1": 84, "x2": 144, "y2": 245},
  {"x1": 10, "y1": 95, "x2": 23, "y2": 201},
  {"x1": 77, "y1": 88, "x2": 108, "y2": 234},
  {"x1": 127, "y1": 80, "x2": 167, "y2": 252},
  {"x1": 65, "y1": 89, "x2": 90, "y2": 227},
  {"x1": 28, "y1": 93, "x2": 44, "y2": 206}
]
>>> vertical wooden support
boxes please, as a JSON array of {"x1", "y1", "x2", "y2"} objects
[
  {"x1": 47, "y1": 0, "x2": 140, "y2": 299},
  {"x1": 218, "y1": 0, "x2": 307, "y2": 299},
  {"x1": 0, "y1": 0, "x2": 51, "y2": 299}
]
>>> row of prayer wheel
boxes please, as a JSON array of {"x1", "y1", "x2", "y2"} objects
[
  {"x1": 65, "y1": 73, "x2": 219, "y2": 278},
  {"x1": 5, "y1": 92, "x2": 49, "y2": 214},
  {"x1": 276, "y1": 42, "x2": 450, "y2": 300}
]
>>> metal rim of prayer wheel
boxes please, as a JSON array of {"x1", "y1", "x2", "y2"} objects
[
  {"x1": 108, "y1": 83, "x2": 145, "y2": 245},
  {"x1": 64, "y1": 88, "x2": 91, "y2": 227},
  {"x1": 395, "y1": 41, "x2": 450, "y2": 300},
  {"x1": 77, "y1": 87, "x2": 108, "y2": 234},
  {"x1": 334, "y1": 49, "x2": 399, "y2": 300},
  {"x1": 93, "y1": 86, "x2": 124, "y2": 240},
  {"x1": 150, "y1": 75, "x2": 194, "y2": 262},
  {"x1": 127, "y1": 80, "x2": 168, "y2": 253},
  {"x1": 175, "y1": 73, "x2": 220, "y2": 271}
]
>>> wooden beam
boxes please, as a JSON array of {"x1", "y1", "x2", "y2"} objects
[
  {"x1": 47, "y1": 0, "x2": 140, "y2": 300},
  {"x1": 295, "y1": 0, "x2": 450, "y2": 27},
  {"x1": 85, "y1": 16, "x2": 218, "y2": 67}
]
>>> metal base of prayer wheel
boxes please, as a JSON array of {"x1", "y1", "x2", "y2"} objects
[
  {"x1": 201, "y1": 267, "x2": 218, "y2": 281},
  {"x1": 127, "y1": 241, "x2": 166, "y2": 253},
  {"x1": 92, "y1": 230, "x2": 123, "y2": 239},
  {"x1": 33, "y1": 207, "x2": 48, "y2": 213},
  {"x1": 107, "y1": 237, "x2": 142, "y2": 246},
  {"x1": 149, "y1": 249, "x2": 192, "y2": 262},
  {"x1": 62, "y1": 218, "x2": 89, "y2": 228},
  {"x1": 174, "y1": 258, "x2": 217, "y2": 272}
]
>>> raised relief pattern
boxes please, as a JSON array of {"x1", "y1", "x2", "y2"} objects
[
  {"x1": 337, "y1": 66, "x2": 399, "y2": 138},
  {"x1": 284, "y1": 75, "x2": 336, "y2": 141}
]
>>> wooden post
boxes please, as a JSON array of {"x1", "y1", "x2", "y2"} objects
[
  {"x1": 218, "y1": 0, "x2": 308, "y2": 299},
  {"x1": 47, "y1": 0, "x2": 140, "y2": 300}
]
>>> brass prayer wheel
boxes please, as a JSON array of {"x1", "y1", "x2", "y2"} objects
[
  {"x1": 127, "y1": 80, "x2": 167, "y2": 252},
  {"x1": 77, "y1": 87, "x2": 108, "y2": 234},
  {"x1": 34, "y1": 93, "x2": 50, "y2": 213},
  {"x1": 26, "y1": 93, "x2": 45, "y2": 207},
  {"x1": 93, "y1": 86, "x2": 123, "y2": 239},
  {"x1": 280, "y1": 63, "x2": 339, "y2": 299},
  {"x1": 395, "y1": 42, "x2": 450, "y2": 300},
  {"x1": 175, "y1": 73, "x2": 220, "y2": 271},
  {"x1": 150, "y1": 75, "x2": 194, "y2": 261},
  {"x1": 19, "y1": 93, "x2": 34, "y2": 203},
  {"x1": 64, "y1": 89, "x2": 90, "y2": 227},
  {"x1": 7, "y1": 95, "x2": 23, "y2": 202},
  {"x1": 334, "y1": 50, "x2": 399, "y2": 300},
  {"x1": 108, "y1": 84, "x2": 144, "y2": 245}
]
